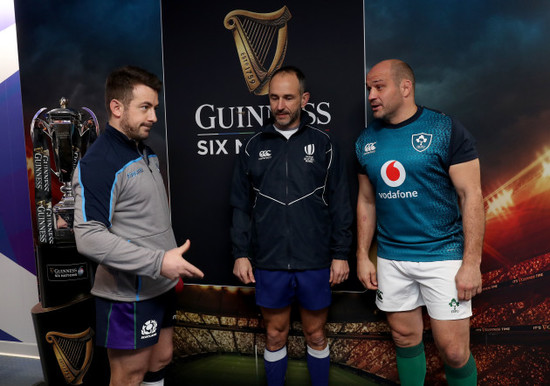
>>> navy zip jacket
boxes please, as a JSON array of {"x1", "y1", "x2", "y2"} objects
[{"x1": 230, "y1": 114, "x2": 353, "y2": 270}]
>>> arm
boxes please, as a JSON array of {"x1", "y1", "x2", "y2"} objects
[
  {"x1": 74, "y1": 172, "x2": 204, "y2": 281},
  {"x1": 327, "y1": 143, "x2": 353, "y2": 285},
  {"x1": 73, "y1": 165, "x2": 167, "y2": 279},
  {"x1": 356, "y1": 173, "x2": 378, "y2": 290},
  {"x1": 229, "y1": 149, "x2": 255, "y2": 284},
  {"x1": 449, "y1": 158, "x2": 485, "y2": 301}
]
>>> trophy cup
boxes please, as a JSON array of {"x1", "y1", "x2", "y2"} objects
[{"x1": 31, "y1": 98, "x2": 99, "y2": 244}]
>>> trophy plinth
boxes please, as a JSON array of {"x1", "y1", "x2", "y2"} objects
[{"x1": 31, "y1": 98, "x2": 99, "y2": 245}]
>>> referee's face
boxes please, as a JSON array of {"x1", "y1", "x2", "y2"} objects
[{"x1": 269, "y1": 72, "x2": 310, "y2": 130}]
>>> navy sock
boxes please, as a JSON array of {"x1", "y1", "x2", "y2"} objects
[
  {"x1": 264, "y1": 346, "x2": 288, "y2": 386},
  {"x1": 306, "y1": 345, "x2": 330, "y2": 386}
]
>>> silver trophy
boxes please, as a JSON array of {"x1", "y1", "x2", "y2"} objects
[{"x1": 31, "y1": 98, "x2": 99, "y2": 244}]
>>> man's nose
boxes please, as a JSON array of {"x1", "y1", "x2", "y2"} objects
[
  {"x1": 149, "y1": 109, "x2": 157, "y2": 122},
  {"x1": 368, "y1": 89, "x2": 376, "y2": 101}
]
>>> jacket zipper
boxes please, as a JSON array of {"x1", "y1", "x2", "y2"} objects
[{"x1": 285, "y1": 136, "x2": 291, "y2": 270}]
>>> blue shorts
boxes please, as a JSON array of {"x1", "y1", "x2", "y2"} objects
[
  {"x1": 95, "y1": 289, "x2": 176, "y2": 350},
  {"x1": 255, "y1": 268, "x2": 331, "y2": 311}
]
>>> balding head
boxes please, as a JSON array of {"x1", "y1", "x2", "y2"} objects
[
  {"x1": 366, "y1": 59, "x2": 418, "y2": 124},
  {"x1": 371, "y1": 59, "x2": 415, "y2": 92}
]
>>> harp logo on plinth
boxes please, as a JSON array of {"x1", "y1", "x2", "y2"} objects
[
  {"x1": 45, "y1": 328, "x2": 94, "y2": 385},
  {"x1": 224, "y1": 6, "x2": 292, "y2": 95}
]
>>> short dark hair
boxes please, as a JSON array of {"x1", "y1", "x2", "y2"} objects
[
  {"x1": 105, "y1": 65, "x2": 162, "y2": 115},
  {"x1": 270, "y1": 65, "x2": 307, "y2": 94}
]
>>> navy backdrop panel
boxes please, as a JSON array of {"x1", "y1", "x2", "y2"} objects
[{"x1": 162, "y1": 1, "x2": 365, "y2": 285}]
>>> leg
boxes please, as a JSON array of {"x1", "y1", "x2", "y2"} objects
[
  {"x1": 431, "y1": 317, "x2": 477, "y2": 385},
  {"x1": 147, "y1": 326, "x2": 174, "y2": 371},
  {"x1": 262, "y1": 306, "x2": 292, "y2": 351},
  {"x1": 108, "y1": 327, "x2": 173, "y2": 386},
  {"x1": 386, "y1": 308, "x2": 426, "y2": 386},
  {"x1": 141, "y1": 327, "x2": 174, "y2": 385},
  {"x1": 300, "y1": 307, "x2": 329, "y2": 349},
  {"x1": 261, "y1": 306, "x2": 291, "y2": 386},
  {"x1": 419, "y1": 260, "x2": 476, "y2": 384},
  {"x1": 300, "y1": 307, "x2": 330, "y2": 386},
  {"x1": 386, "y1": 307, "x2": 423, "y2": 347},
  {"x1": 108, "y1": 346, "x2": 155, "y2": 386}
]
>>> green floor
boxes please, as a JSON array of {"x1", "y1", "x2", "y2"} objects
[{"x1": 166, "y1": 354, "x2": 385, "y2": 385}]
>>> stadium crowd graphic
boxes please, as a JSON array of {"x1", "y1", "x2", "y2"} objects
[{"x1": 170, "y1": 150, "x2": 550, "y2": 385}]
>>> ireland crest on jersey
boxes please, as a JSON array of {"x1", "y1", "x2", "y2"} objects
[{"x1": 412, "y1": 133, "x2": 432, "y2": 152}]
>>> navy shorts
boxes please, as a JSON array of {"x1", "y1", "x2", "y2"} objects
[
  {"x1": 95, "y1": 289, "x2": 176, "y2": 350},
  {"x1": 255, "y1": 268, "x2": 331, "y2": 311}
]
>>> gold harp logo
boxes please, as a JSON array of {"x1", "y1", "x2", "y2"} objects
[
  {"x1": 45, "y1": 328, "x2": 94, "y2": 385},
  {"x1": 224, "y1": 6, "x2": 292, "y2": 95}
]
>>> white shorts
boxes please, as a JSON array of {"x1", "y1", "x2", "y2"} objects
[{"x1": 375, "y1": 257, "x2": 472, "y2": 320}]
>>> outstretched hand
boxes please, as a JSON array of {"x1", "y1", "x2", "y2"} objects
[{"x1": 161, "y1": 240, "x2": 204, "y2": 281}]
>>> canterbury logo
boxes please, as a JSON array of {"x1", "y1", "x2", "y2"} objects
[
  {"x1": 259, "y1": 150, "x2": 272, "y2": 160},
  {"x1": 364, "y1": 142, "x2": 376, "y2": 154},
  {"x1": 304, "y1": 144, "x2": 315, "y2": 155}
]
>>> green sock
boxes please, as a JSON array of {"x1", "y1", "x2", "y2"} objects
[
  {"x1": 395, "y1": 342, "x2": 426, "y2": 386},
  {"x1": 445, "y1": 352, "x2": 477, "y2": 386}
]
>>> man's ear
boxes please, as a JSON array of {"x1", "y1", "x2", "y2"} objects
[
  {"x1": 401, "y1": 79, "x2": 413, "y2": 98},
  {"x1": 109, "y1": 99, "x2": 124, "y2": 119},
  {"x1": 301, "y1": 91, "x2": 310, "y2": 108}
]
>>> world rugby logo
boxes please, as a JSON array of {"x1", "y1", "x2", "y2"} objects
[
  {"x1": 304, "y1": 144, "x2": 315, "y2": 163},
  {"x1": 141, "y1": 320, "x2": 158, "y2": 338},
  {"x1": 380, "y1": 160, "x2": 406, "y2": 187}
]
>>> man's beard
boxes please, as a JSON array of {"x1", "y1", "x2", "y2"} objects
[
  {"x1": 275, "y1": 109, "x2": 300, "y2": 129},
  {"x1": 121, "y1": 116, "x2": 147, "y2": 141}
]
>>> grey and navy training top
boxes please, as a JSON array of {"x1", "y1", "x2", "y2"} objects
[{"x1": 73, "y1": 124, "x2": 176, "y2": 302}]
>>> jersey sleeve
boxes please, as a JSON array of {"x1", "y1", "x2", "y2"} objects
[{"x1": 449, "y1": 118, "x2": 479, "y2": 165}]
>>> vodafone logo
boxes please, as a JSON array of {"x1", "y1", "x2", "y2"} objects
[{"x1": 381, "y1": 160, "x2": 406, "y2": 187}]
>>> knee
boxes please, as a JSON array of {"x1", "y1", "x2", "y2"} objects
[
  {"x1": 110, "y1": 366, "x2": 147, "y2": 385},
  {"x1": 266, "y1": 327, "x2": 289, "y2": 350},
  {"x1": 150, "y1": 347, "x2": 173, "y2": 371},
  {"x1": 390, "y1": 328, "x2": 422, "y2": 348},
  {"x1": 440, "y1": 344, "x2": 470, "y2": 368},
  {"x1": 303, "y1": 327, "x2": 327, "y2": 349}
]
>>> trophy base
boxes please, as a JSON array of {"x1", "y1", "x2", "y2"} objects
[{"x1": 35, "y1": 243, "x2": 94, "y2": 308}]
